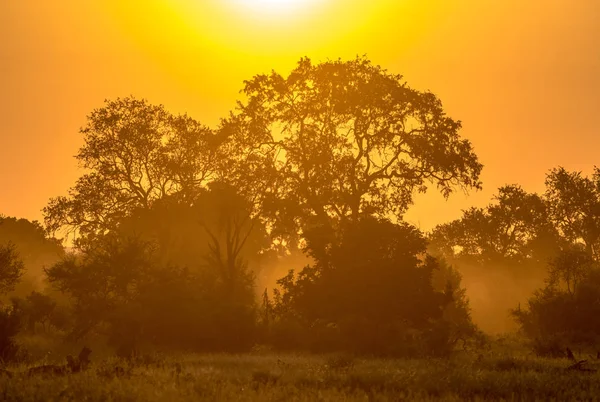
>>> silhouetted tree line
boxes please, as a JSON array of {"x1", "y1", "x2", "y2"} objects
[
  {"x1": 2, "y1": 57, "x2": 599, "y2": 359},
  {"x1": 430, "y1": 168, "x2": 600, "y2": 352}
]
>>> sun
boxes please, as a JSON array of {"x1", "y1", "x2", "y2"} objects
[
  {"x1": 252, "y1": 0, "x2": 301, "y2": 4},
  {"x1": 240, "y1": 0, "x2": 303, "y2": 7},
  {"x1": 232, "y1": 0, "x2": 315, "y2": 16}
]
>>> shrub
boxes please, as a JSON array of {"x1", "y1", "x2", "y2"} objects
[
  {"x1": 0, "y1": 304, "x2": 22, "y2": 363},
  {"x1": 268, "y1": 217, "x2": 476, "y2": 356},
  {"x1": 514, "y1": 248, "x2": 600, "y2": 350}
]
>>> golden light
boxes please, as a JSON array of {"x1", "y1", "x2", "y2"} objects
[{"x1": 230, "y1": 0, "x2": 320, "y2": 18}]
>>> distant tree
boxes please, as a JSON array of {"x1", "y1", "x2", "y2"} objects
[
  {"x1": 44, "y1": 97, "x2": 221, "y2": 244},
  {"x1": 546, "y1": 247, "x2": 595, "y2": 297},
  {"x1": 545, "y1": 167, "x2": 600, "y2": 259},
  {"x1": 0, "y1": 216, "x2": 64, "y2": 294},
  {"x1": 514, "y1": 246, "x2": 600, "y2": 351},
  {"x1": 222, "y1": 56, "x2": 482, "y2": 241},
  {"x1": 430, "y1": 185, "x2": 560, "y2": 267},
  {"x1": 0, "y1": 243, "x2": 24, "y2": 295},
  {"x1": 428, "y1": 185, "x2": 563, "y2": 333}
]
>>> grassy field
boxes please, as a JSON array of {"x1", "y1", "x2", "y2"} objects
[{"x1": 3, "y1": 344, "x2": 600, "y2": 402}]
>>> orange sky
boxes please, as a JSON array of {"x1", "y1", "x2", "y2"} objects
[{"x1": 1, "y1": 0, "x2": 599, "y2": 231}]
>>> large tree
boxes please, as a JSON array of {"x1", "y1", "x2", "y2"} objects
[
  {"x1": 44, "y1": 97, "x2": 220, "y2": 244},
  {"x1": 222, "y1": 57, "x2": 482, "y2": 240}
]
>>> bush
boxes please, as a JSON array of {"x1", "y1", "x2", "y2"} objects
[
  {"x1": 267, "y1": 217, "x2": 476, "y2": 356},
  {"x1": 46, "y1": 234, "x2": 257, "y2": 354},
  {"x1": 0, "y1": 242, "x2": 24, "y2": 294},
  {"x1": 0, "y1": 304, "x2": 22, "y2": 363},
  {"x1": 514, "y1": 248, "x2": 600, "y2": 350}
]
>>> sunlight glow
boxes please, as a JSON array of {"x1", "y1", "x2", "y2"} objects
[{"x1": 231, "y1": 0, "x2": 317, "y2": 17}]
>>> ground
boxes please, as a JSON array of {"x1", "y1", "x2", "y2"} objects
[{"x1": 3, "y1": 341, "x2": 600, "y2": 402}]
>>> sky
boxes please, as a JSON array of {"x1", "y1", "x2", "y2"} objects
[{"x1": 1, "y1": 0, "x2": 599, "y2": 231}]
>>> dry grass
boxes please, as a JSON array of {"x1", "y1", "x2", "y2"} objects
[{"x1": 3, "y1": 349, "x2": 600, "y2": 401}]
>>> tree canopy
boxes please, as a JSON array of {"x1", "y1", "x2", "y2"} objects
[
  {"x1": 38, "y1": 57, "x2": 485, "y2": 356},
  {"x1": 430, "y1": 185, "x2": 559, "y2": 267},
  {"x1": 222, "y1": 57, "x2": 482, "y2": 240},
  {"x1": 545, "y1": 167, "x2": 600, "y2": 259},
  {"x1": 43, "y1": 97, "x2": 221, "y2": 244}
]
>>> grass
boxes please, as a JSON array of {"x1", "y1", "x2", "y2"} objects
[{"x1": 3, "y1": 347, "x2": 600, "y2": 402}]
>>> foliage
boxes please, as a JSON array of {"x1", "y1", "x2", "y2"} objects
[
  {"x1": 45, "y1": 187, "x2": 261, "y2": 354},
  {"x1": 268, "y1": 217, "x2": 472, "y2": 356},
  {"x1": 116, "y1": 183, "x2": 266, "y2": 352},
  {"x1": 37, "y1": 58, "x2": 487, "y2": 358},
  {"x1": 223, "y1": 56, "x2": 482, "y2": 241},
  {"x1": 431, "y1": 258, "x2": 481, "y2": 349},
  {"x1": 43, "y1": 97, "x2": 221, "y2": 244},
  {"x1": 430, "y1": 185, "x2": 559, "y2": 267},
  {"x1": 117, "y1": 183, "x2": 269, "y2": 279},
  {"x1": 0, "y1": 304, "x2": 22, "y2": 363},
  {"x1": 10, "y1": 291, "x2": 61, "y2": 333},
  {"x1": 545, "y1": 167, "x2": 600, "y2": 259},
  {"x1": 513, "y1": 247, "x2": 600, "y2": 349},
  {"x1": 429, "y1": 185, "x2": 564, "y2": 333},
  {"x1": 0, "y1": 217, "x2": 64, "y2": 295},
  {"x1": 0, "y1": 243, "x2": 25, "y2": 295}
]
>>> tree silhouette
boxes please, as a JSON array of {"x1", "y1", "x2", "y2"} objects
[
  {"x1": 513, "y1": 167, "x2": 600, "y2": 348},
  {"x1": 430, "y1": 185, "x2": 559, "y2": 267},
  {"x1": 545, "y1": 167, "x2": 600, "y2": 259},
  {"x1": 270, "y1": 217, "x2": 470, "y2": 356},
  {"x1": 0, "y1": 243, "x2": 24, "y2": 295},
  {"x1": 222, "y1": 56, "x2": 482, "y2": 241},
  {"x1": 514, "y1": 246, "x2": 600, "y2": 350},
  {"x1": 44, "y1": 97, "x2": 220, "y2": 244},
  {"x1": 37, "y1": 59, "x2": 486, "y2": 356},
  {"x1": 196, "y1": 183, "x2": 264, "y2": 299},
  {"x1": 46, "y1": 185, "x2": 263, "y2": 353},
  {"x1": 429, "y1": 185, "x2": 562, "y2": 333},
  {"x1": 0, "y1": 216, "x2": 64, "y2": 295},
  {"x1": 547, "y1": 247, "x2": 595, "y2": 296},
  {"x1": 116, "y1": 183, "x2": 269, "y2": 291}
]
